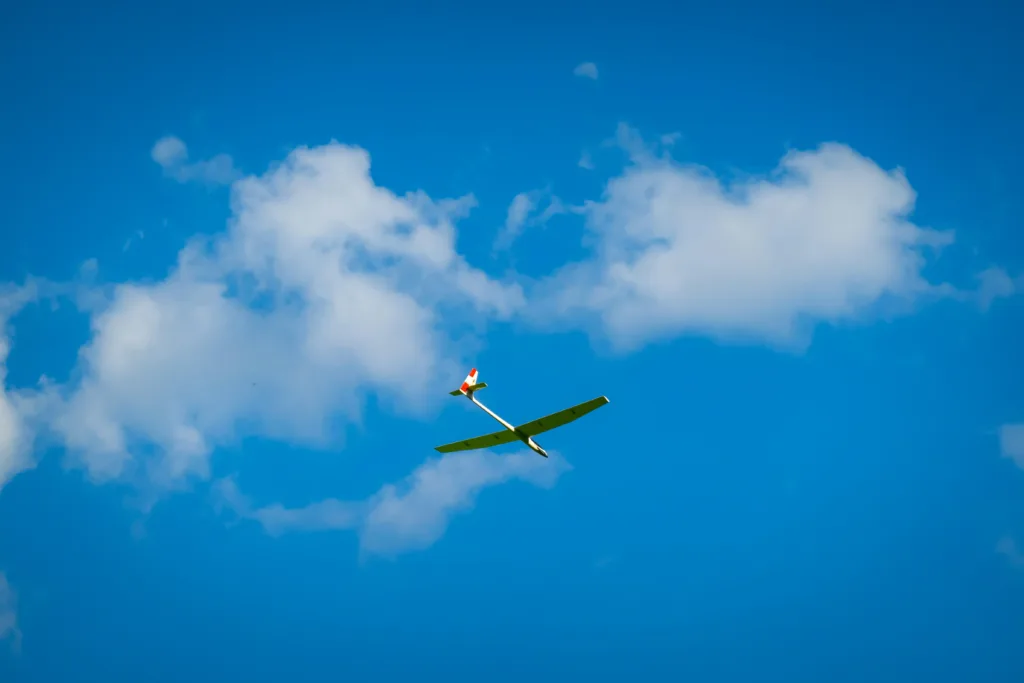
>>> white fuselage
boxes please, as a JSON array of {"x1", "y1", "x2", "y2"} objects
[{"x1": 468, "y1": 394, "x2": 548, "y2": 457}]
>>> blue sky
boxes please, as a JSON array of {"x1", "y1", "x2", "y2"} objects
[{"x1": 2, "y1": 1, "x2": 1023, "y2": 681}]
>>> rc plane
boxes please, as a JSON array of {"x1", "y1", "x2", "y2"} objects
[{"x1": 435, "y1": 368, "x2": 609, "y2": 457}]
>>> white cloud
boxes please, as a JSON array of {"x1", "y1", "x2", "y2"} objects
[
  {"x1": 500, "y1": 192, "x2": 537, "y2": 249},
  {"x1": 0, "y1": 126, "x2": 1006, "y2": 541},
  {"x1": 578, "y1": 151, "x2": 595, "y2": 170},
  {"x1": 1, "y1": 272, "x2": 106, "y2": 492},
  {"x1": 0, "y1": 283, "x2": 43, "y2": 491},
  {"x1": 528, "y1": 125, "x2": 955, "y2": 351},
  {"x1": 361, "y1": 449, "x2": 568, "y2": 555},
  {"x1": 493, "y1": 190, "x2": 569, "y2": 252},
  {"x1": 151, "y1": 135, "x2": 241, "y2": 185},
  {"x1": 573, "y1": 62, "x2": 599, "y2": 80},
  {"x1": 150, "y1": 136, "x2": 187, "y2": 167},
  {"x1": 659, "y1": 132, "x2": 682, "y2": 146},
  {"x1": 215, "y1": 476, "x2": 363, "y2": 536},
  {"x1": 975, "y1": 267, "x2": 1020, "y2": 310},
  {"x1": 44, "y1": 141, "x2": 523, "y2": 490},
  {"x1": 999, "y1": 424, "x2": 1024, "y2": 470},
  {"x1": 0, "y1": 344, "x2": 30, "y2": 492},
  {"x1": 0, "y1": 572, "x2": 20, "y2": 652},
  {"x1": 218, "y1": 450, "x2": 570, "y2": 557}
]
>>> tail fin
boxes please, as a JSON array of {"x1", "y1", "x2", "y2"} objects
[{"x1": 449, "y1": 368, "x2": 488, "y2": 396}]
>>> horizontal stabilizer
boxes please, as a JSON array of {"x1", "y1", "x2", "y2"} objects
[{"x1": 449, "y1": 382, "x2": 487, "y2": 396}]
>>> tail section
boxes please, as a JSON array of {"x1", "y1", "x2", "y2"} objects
[{"x1": 449, "y1": 368, "x2": 488, "y2": 396}]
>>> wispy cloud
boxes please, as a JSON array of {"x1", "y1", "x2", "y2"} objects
[
  {"x1": 0, "y1": 572, "x2": 20, "y2": 653},
  {"x1": 493, "y1": 190, "x2": 569, "y2": 252},
  {"x1": 997, "y1": 536, "x2": 1024, "y2": 569},
  {"x1": 151, "y1": 135, "x2": 241, "y2": 186},
  {"x1": 975, "y1": 267, "x2": 1021, "y2": 310},
  {"x1": 660, "y1": 131, "x2": 682, "y2": 146},
  {"x1": 999, "y1": 424, "x2": 1024, "y2": 470},
  {"x1": 573, "y1": 62, "x2": 599, "y2": 80},
  {"x1": 578, "y1": 151, "x2": 595, "y2": 170},
  {"x1": 122, "y1": 229, "x2": 145, "y2": 253},
  {"x1": 217, "y1": 450, "x2": 571, "y2": 557},
  {"x1": 502, "y1": 192, "x2": 537, "y2": 247}
]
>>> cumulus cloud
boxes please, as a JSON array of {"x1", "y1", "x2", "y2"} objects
[
  {"x1": 41, "y1": 141, "x2": 523, "y2": 490},
  {"x1": 217, "y1": 450, "x2": 570, "y2": 557},
  {"x1": 573, "y1": 62, "x2": 599, "y2": 80},
  {"x1": 151, "y1": 135, "x2": 241, "y2": 185},
  {"x1": 0, "y1": 572, "x2": 19, "y2": 652},
  {"x1": 0, "y1": 125, "x2": 1003, "y2": 528},
  {"x1": 528, "y1": 125, "x2": 955, "y2": 351},
  {"x1": 999, "y1": 424, "x2": 1024, "y2": 470}
]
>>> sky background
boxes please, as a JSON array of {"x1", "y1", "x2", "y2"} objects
[{"x1": 1, "y1": 1, "x2": 1023, "y2": 681}]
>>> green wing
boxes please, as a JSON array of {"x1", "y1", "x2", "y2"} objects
[
  {"x1": 515, "y1": 396, "x2": 610, "y2": 437},
  {"x1": 435, "y1": 428, "x2": 519, "y2": 453}
]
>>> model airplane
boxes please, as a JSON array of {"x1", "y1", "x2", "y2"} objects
[{"x1": 435, "y1": 368, "x2": 609, "y2": 458}]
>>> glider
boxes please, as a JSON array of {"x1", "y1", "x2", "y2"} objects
[{"x1": 435, "y1": 368, "x2": 609, "y2": 458}]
